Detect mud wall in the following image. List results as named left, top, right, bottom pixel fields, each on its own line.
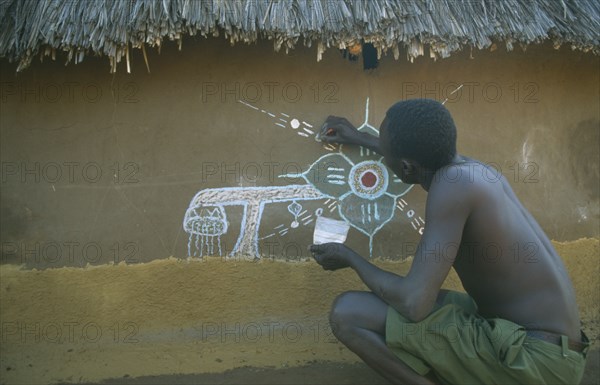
left=0, top=239, right=598, bottom=384
left=1, top=38, right=599, bottom=267
left=0, top=37, right=599, bottom=384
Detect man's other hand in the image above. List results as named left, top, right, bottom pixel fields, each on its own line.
left=309, top=243, right=355, bottom=271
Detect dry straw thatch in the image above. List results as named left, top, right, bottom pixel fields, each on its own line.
left=1, top=0, right=599, bottom=72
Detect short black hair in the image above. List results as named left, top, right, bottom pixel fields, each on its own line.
left=385, top=99, right=457, bottom=170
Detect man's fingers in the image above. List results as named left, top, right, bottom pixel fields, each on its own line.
left=310, top=245, right=333, bottom=268
left=319, top=125, right=339, bottom=138
left=309, top=243, right=327, bottom=254
left=320, top=133, right=340, bottom=143
left=312, top=253, right=329, bottom=269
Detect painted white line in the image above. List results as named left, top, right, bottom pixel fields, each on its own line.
left=275, top=123, right=286, bottom=128
left=238, top=100, right=259, bottom=110
left=327, top=175, right=344, bottom=179
left=450, top=84, right=464, bottom=95
left=302, top=121, right=313, bottom=127
left=303, top=127, right=314, bottom=134
left=327, top=180, right=345, bottom=185
left=297, top=132, right=310, bottom=137
left=281, top=113, right=290, bottom=117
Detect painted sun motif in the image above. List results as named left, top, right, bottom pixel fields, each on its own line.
left=281, top=99, right=414, bottom=254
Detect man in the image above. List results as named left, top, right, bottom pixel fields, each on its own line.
left=310, top=99, right=588, bottom=385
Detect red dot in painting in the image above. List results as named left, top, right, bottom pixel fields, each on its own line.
left=361, top=171, right=377, bottom=188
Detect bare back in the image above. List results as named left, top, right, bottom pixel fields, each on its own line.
left=446, top=158, right=581, bottom=341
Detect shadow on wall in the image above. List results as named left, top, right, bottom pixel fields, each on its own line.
left=568, top=119, right=600, bottom=202
left=0, top=204, right=28, bottom=239
left=0, top=200, right=29, bottom=263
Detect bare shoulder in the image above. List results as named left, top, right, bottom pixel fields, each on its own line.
left=427, top=159, right=514, bottom=223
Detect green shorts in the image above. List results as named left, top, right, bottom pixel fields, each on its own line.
left=386, top=291, right=588, bottom=385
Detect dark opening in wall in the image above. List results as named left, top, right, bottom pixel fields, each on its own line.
left=362, top=43, right=378, bottom=70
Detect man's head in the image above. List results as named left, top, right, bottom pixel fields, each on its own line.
left=379, top=99, right=457, bottom=183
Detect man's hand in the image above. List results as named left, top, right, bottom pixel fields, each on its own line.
left=309, top=243, right=357, bottom=271
left=318, top=116, right=363, bottom=145
left=318, top=116, right=381, bottom=154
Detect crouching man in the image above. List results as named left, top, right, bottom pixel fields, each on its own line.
left=310, top=99, right=588, bottom=385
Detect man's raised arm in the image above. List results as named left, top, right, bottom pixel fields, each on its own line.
left=319, top=116, right=381, bottom=154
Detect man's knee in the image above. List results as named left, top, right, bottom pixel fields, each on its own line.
left=329, top=291, right=361, bottom=336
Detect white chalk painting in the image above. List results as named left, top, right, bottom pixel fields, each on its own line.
left=183, top=99, right=424, bottom=258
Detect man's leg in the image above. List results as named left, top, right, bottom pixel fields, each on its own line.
left=329, top=291, right=439, bottom=385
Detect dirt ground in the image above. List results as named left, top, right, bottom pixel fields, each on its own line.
left=79, top=350, right=599, bottom=385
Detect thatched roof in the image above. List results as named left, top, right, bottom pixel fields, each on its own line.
left=1, top=0, right=599, bottom=72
